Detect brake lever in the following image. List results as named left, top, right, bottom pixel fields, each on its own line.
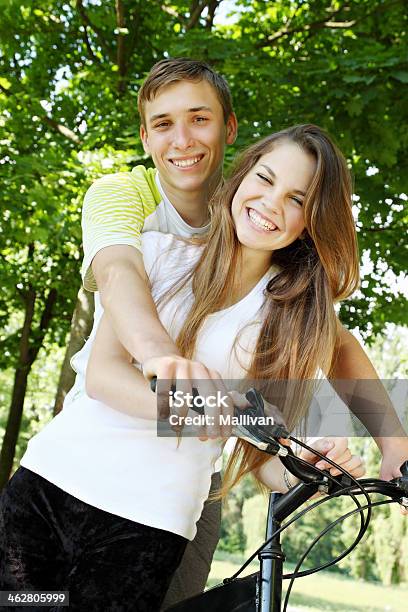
left=243, top=388, right=290, bottom=439
left=231, top=388, right=290, bottom=456
left=390, top=461, right=408, bottom=507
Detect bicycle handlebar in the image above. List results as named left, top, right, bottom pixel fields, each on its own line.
left=149, top=378, right=408, bottom=507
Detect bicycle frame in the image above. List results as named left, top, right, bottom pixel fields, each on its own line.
left=259, top=492, right=285, bottom=612
left=259, top=482, right=321, bottom=612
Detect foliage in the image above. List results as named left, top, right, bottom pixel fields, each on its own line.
left=242, top=493, right=268, bottom=556
left=219, top=465, right=259, bottom=553
left=1, top=0, right=407, bottom=356
left=0, top=343, right=65, bottom=467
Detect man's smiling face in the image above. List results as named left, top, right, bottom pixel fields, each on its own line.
left=140, top=80, right=237, bottom=199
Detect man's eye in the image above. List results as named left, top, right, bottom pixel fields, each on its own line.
left=154, top=122, right=170, bottom=129
left=256, top=173, right=273, bottom=185
left=194, top=116, right=208, bottom=122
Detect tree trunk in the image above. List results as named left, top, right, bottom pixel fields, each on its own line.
left=53, top=287, right=94, bottom=415
left=0, top=284, right=57, bottom=490
left=0, top=365, right=31, bottom=489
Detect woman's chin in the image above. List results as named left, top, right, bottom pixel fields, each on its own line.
left=237, top=237, right=273, bottom=256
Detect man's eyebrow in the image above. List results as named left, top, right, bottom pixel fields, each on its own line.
left=260, top=164, right=306, bottom=197
left=149, top=106, right=213, bottom=123
left=188, top=105, right=213, bottom=113
left=149, top=113, right=170, bottom=123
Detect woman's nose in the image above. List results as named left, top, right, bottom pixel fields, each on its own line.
left=263, top=191, right=284, bottom=215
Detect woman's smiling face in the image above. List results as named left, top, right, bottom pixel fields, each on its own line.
left=231, top=140, right=316, bottom=255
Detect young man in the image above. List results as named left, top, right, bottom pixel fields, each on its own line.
left=68, top=58, right=238, bottom=608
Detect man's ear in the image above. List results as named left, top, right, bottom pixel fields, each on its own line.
left=140, top=124, right=150, bottom=155
left=225, top=112, right=238, bottom=145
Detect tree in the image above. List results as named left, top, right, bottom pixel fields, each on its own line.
left=219, top=470, right=259, bottom=554
left=53, top=287, right=94, bottom=415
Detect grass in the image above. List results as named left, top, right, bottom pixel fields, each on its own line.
left=207, top=554, right=408, bottom=611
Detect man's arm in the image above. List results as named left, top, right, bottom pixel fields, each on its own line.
left=92, top=245, right=179, bottom=365
left=331, top=323, right=408, bottom=481
left=86, top=308, right=235, bottom=435
left=81, top=171, right=180, bottom=366
left=82, top=173, right=212, bottom=382
left=92, top=245, right=230, bottom=410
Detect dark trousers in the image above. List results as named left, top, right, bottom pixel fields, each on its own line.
left=0, top=467, right=187, bottom=611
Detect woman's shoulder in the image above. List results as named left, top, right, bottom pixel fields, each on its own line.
left=141, top=230, right=183, bottom=250
left=141, top=231, right=203, bottom=279
left=141, top=231, right=202, bottom=257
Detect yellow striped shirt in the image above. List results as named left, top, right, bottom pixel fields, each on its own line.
left=81, top=166, right=161, bottom=291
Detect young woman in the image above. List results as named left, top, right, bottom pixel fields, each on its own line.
left=1, top=124, right=400, bottom=611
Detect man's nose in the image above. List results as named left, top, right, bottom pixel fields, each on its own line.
left=172, top=123, right=193, bottom=149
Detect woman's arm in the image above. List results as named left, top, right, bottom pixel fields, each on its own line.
left=331, top=323, right=408, bottom=480
left=86, top=313, right=157, bottom=419
left=254, top=437, right=365, bottom=491
left=253, top=455, right=292, bottom=492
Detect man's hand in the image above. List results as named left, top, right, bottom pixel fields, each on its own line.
left=144, top=355, right=234, bottom=438
left=300, top=437, right=365, bottom=479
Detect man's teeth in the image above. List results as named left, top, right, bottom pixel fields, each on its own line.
left=248, top=208, right=277, bottom=231
left=171, top=156, right=201, bottom=168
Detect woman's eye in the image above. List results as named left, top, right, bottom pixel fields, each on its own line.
left=291, top=196, right=303, bottom=206
left=256, top=173, right=273, bottom=185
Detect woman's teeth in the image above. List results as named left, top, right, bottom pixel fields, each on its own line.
left=171, top=156, right=201, bottom=168
left=248, top=208, right=277, bottom=231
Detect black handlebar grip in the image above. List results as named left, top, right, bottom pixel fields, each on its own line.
left=150, top=376, right=157, bottom=393
left=399, top=461, right=408, bottom=478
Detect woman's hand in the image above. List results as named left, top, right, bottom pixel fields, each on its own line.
left=378, top=437, right=408, bottom=480
left=300, top=437, right=366, bottom=479
left=378, top=437, right=408, bottom=515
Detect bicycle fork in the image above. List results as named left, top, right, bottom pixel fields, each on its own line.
left=258, top=492, right=285, bottom=612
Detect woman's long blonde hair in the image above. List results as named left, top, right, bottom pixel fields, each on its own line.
left=161, top=125, right=359, bottom=496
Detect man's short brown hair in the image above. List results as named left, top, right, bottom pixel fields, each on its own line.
left=138, top=57, right=233, bottom=126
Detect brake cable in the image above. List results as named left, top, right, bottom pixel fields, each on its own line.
left=227, top=436, right=372, bottom=582
left=282, top=496, right=398, bottom=612
left=282, top=455, right=369, bottom=578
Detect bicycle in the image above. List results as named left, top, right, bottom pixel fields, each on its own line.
left=152, top=384, right=408, bottom=612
